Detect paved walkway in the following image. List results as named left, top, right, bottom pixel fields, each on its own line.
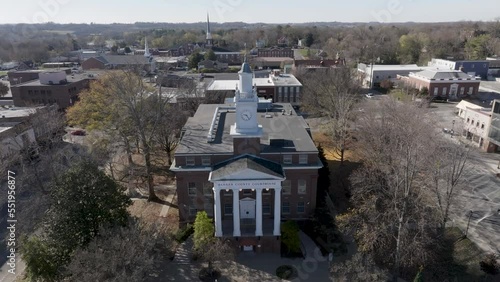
left=160, top=231, right=331, bottom=282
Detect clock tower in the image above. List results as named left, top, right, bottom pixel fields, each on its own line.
left=230, top=58, right=263, bottom=137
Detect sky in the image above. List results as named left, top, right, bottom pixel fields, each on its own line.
left=1, top=0, right=499, bottom=24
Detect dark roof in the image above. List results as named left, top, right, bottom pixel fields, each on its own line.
left=211, top=46, right=234, bottom=53
left=211, top=154, right=285, bottom=180
left=240, top=62, right=252, bottom=73
left=90, top=55, right=150, bottom=66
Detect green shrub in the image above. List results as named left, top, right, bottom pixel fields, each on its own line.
left=174, top=224, right=194, bottom=243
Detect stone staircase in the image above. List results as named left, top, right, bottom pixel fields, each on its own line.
left=173, top=236, right=194, bottom=265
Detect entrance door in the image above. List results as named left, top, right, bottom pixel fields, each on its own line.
left=240, top=198, right=256, bottom=219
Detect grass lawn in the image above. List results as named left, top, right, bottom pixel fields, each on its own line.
left=0, top=71, right=8, bottom=76
left=390, top=89, right=413, bottom=102
left=435, top=227, right=495, bottom=281
left=299, top=48, right=318, bottom=59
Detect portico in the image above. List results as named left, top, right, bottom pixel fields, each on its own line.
left=209, top=155, right=285, bottom=238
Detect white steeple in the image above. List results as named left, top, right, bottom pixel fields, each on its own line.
left=231, top=58, right=262, bottom=137
left=144, top=37, right=151, bottom=58
left=206, top=13, right=213, bottom=46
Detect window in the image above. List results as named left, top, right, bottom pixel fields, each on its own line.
left=40, top=90, right=46, bottom=94
left=28, top=90, right=33, bottom=94
left=468, top=87, right=473, bottom=94
left=34, top=90, right=39, bottom=94
left=243, top=189, right=252, bottom=196
left=189, top=205, right=197, bottom=216
left=283, top=155, right=292, bottom=164
left=481, top=123, right=485, bottom=129
left=433, top=87, right=439, bottom=96
left=297, top=202, right=305, bottom=213
left=188, top=182, right=197, bottom=196
left=203, top=183, right=212, bottom=196
left=476, top=122, right=480, bottom=127
left=442, top=87, right=447, bottom=95
left=47, top=90, right=52, bottom=95
left=471, top=119, right=474, bottom=125
left=201, top=156, right=211, bottom=166
left=278, top=87, right=282, bottom=94
left=296, top=86, right=300, bottom=94
left=282, top=180, right=291, bottom=194
left=299, top=154, right=308, bottom=164
left=460, top=87, right=465, bottom=95
left=263, top=203, right=271, bottom=215
left=467, top=118, right=470, bottom=123
left=224, top=203, right=233, bottom=215
left=298, top=179, right=307, bottom=194
left=186, top=156, right=195, bottom=166
left=282, top=202, right=290, bottom=214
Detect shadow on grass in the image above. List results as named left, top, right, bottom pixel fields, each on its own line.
left=424, top=227, right=493, bottom=282
left=326, top=160, right=362, bottom=213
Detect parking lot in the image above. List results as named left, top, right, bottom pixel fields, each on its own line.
left=428, top=101, right=500, bottom=254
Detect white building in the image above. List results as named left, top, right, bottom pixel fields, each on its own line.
left=357, top=63, right=426, bottom=88
left=456, top=100, right=492, bottom=149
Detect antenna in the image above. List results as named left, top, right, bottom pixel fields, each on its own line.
left=244, top=43, right=248, bottom=63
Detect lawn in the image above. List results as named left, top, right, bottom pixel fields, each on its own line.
left=299, top=48, right=318, bottom=59
left=430, top=227, right=496, bottom=281
left=0, top=71, right=8, bottom=76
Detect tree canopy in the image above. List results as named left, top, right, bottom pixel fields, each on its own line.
left=21, top=161, right=131, bottom=281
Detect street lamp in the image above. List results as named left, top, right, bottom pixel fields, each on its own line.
left=451, top=120, right=455, bottom=138
left=465, top=210, right=473, bottom=238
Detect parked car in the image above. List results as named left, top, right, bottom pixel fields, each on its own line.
left=70, top=130, right=86, bottom=136
left=365, top=93, right=374, bottom=98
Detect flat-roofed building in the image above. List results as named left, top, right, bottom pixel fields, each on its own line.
left=205, top=70, right=302, bottom=106
left=408, top=69, right=480, bottom=100
left=10, top=71, right=97, bottom=109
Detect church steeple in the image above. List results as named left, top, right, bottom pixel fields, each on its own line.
left=206, top=13, right=213, bottom=47
left=144, top=37, right=151, bottom=58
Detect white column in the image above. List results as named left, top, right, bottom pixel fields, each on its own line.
left=273, top=186, right=282, bottom=236
left=213, top=187, right=222, bottom=237
left=233, top=189, right=241, bottom=237
left=255, top=188, right=263, bottom=236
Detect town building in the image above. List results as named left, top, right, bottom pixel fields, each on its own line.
left=8, top=69, right=72, bottom=85
left=428, top=58, right=489, bottom=80
left=206, top=70, right=302, bottom=106
left=487, top=100, right=500, bottom=153
left=197, top=60, right=228, bottom=71
left=357, top=64, right=425, bottom=88
left=456, top=100, right=491, bottom=149
left=293, top=58, right=346, bottom=73
left=257, top=47, right=294, bottom=58
left=10, top=70, right=95, bottom=109
left=171, top=60, right=321, bottom=252
left=81, top=55, right=155, bottom=72
left=407, top=69, right=480, bottom=99
left=213, top=51, right=242, bottom=65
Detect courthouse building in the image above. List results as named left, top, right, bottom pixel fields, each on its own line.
left=171, top=59, right=321, bottom=252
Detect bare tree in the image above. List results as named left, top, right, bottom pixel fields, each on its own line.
left=153, top=103, right=187, bottom=166
left=301, top=68, right=361, bottom=165
left=64, top=218, right=174, bottom=282
left=427, top=141, right=470, bottom=230
left=337, top=100, right=440, bottom=279
left=331, top=253, right=391, bottom=282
